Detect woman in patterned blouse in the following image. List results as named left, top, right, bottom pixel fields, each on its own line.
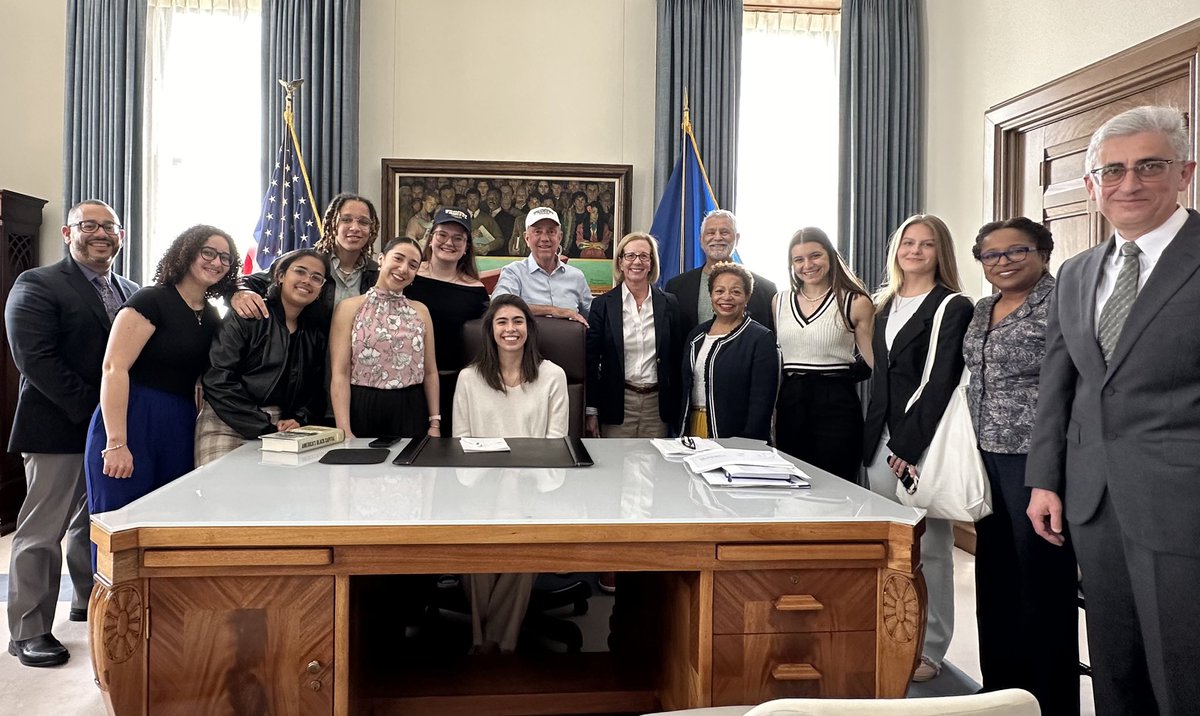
left=963, top=217, right=1078, bottom=714
left=330, top=236, right=441, bottom=439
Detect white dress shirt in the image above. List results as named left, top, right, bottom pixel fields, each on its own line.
left=1094, top=205, right=1188, bottom=333
left=621, top=283, right=658, bottom=385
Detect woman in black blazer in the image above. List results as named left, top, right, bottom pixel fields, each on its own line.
left=862, top=214, right=973, bottom=683
left=585, top=232, right=684, bottom=437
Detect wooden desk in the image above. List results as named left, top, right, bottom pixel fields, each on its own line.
left=89, top=439, right=926, bottom=715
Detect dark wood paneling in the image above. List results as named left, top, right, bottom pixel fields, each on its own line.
left=0, top=190, right=45, bottom=534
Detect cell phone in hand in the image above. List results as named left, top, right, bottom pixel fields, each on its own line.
left=368, top=436, right=402, bottom=448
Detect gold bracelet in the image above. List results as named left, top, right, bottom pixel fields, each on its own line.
left=101, top=444, right=127, bottom=456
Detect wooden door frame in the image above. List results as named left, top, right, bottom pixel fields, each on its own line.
left=984, top=20, right=1200, bottom=227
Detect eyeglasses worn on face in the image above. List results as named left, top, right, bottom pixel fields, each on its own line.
left=432, top=230, right=467, bottom=244
left=72, top=220, right=122, bottom=235
left=337, top=216, right=373, bottom=228
left=978, top=245, right=1035, bottom=266
left=621, top=252, right=652, bottom=264
left=199, top=246, right=233, bottom=266
left=289, top=265, right=326, bottom=286
left=1087, top=159, right=1175, bottom=186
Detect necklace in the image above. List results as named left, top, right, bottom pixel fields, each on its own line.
left=426, top=265, right=459, bottom=283
left=798, top=286, right=831, bottom=302
left=192, top=308, right=203, bottom=325
left=891, top=293, right=922, bottom=313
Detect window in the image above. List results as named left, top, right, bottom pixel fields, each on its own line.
left=735, top=10, right=840, bottom=289
left=143, top=2, right=262, bottom=278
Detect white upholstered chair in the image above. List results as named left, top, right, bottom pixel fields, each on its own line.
left=643, top=689, right=1040, bottom=716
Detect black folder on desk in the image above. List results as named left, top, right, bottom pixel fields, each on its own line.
left=392, top=436, right=594, bottom=468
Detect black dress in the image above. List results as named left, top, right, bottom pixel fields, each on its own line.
left=405, top=275, right=489, bottom=435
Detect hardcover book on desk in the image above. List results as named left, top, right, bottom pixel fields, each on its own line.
left=260, top=426, right=345, bottom=453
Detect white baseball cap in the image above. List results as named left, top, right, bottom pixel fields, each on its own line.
left=525, top=206, right=561, bottom=229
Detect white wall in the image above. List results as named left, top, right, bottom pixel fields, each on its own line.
left=0, top=0, right=67, bottom=265
left=924, top=0, right=1200, bottom=295
left=358, top=0, right=658, bottom=232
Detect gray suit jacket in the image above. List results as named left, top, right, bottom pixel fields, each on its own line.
left=1026, top=209, right=1200, bottom=556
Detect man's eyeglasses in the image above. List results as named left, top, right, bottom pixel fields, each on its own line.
left=432, top=230, right=467, bottom=244
left=621, top=252, right=652, bottom=264
left=288, top=264, right=326, bottom=286
left=1087, top=159, right=1175, bottom=186
left=978, top=246, right=1036, bottom=266
left=71, top=220, right=122, bottom=235
left=198, top=246, right=233, bottom=266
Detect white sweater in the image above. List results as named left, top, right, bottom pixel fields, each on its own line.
left=452, top=361, right=569, bottom=439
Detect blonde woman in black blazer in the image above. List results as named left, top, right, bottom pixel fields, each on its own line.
left=862, top=214, right=973, bottom=683
left=585, top=232, right=684, bottom=437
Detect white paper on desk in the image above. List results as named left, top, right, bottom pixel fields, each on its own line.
left=682, top=448, right=794, bottom=474
left=651, top=437, right=722, bottom=459
left=699, top=470, right=807, bottom=489
left=459, top=437, right=510, bottom=453
left=722, top=463, right=810, bottom=481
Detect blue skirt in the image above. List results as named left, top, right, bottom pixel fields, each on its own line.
left=85, top=382, right=197, bottom=517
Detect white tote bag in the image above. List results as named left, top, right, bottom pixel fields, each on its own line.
left=896, top=294, right=992, bottom=522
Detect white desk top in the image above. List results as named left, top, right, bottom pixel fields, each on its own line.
left=92, top=438, right=922, bottom=532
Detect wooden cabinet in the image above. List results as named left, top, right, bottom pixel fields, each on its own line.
left=0, top=190, right=45, bottom=534
left=711, top=569, right=878, bottom=705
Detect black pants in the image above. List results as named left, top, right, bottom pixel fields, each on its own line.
left=975, top=451, right=1079, bottom=714
left=774, top=373, right=862, bottom=481
left=350, top=383, right=428, bottom=438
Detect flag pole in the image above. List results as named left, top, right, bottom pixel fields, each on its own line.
left=679, top=90, right=690, bottom=272
left=278, top=79, right=323, bottom=235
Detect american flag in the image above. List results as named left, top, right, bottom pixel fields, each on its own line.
left=249, top=123, right=321, bottom=271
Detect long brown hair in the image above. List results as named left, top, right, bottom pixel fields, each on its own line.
left=314, top=193, right=380, bottom=270
left=470, top=294, right=543, bottom=393
left=787, top=227, right=869, bottom=329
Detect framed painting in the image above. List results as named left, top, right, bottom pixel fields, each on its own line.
left=381, top=159, right=633, bottom=293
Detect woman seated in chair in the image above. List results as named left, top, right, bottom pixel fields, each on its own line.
left=453, top=294, right=568, bottom=653
left=196, top=249, right=330, bottom=465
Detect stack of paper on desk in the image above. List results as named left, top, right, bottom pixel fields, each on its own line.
left=681, top=448, right=811, bottom=489
left=459, top=437, right=511, bottom=453
left=651, top=437, right=722, bottom=459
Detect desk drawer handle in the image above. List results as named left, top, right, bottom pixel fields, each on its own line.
left=773, top=595, right=823, bottom=611
left=772, top=663, right=822, bottom=681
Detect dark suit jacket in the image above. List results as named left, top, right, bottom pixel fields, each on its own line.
left=665, top=267, right=777, bottom=335
left=1027, top=209, right=1200, bottom=556
left=679, top=316, right=780, bottom=440
left=585, top=285, right=684, bottom=427
left=5, top=256, right=138, bottom=453
left=862, top=285, right=973, bottom=465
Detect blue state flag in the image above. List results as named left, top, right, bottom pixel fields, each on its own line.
left=250, top=99, right=321, bottom=271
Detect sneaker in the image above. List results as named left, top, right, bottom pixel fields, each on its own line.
left=912, top=657, right=941, bottom=682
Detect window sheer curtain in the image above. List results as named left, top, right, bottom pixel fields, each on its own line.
left=143, top=0, right=262, bottom=278
left=735, top=11, right=840, bottom=289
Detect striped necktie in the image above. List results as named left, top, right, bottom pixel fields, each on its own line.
left=1097, top=241, right=1141, bottom=362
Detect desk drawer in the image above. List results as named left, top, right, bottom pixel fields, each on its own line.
left=713, top=569, right=876, bottom=634
left=711, top=632, right=875, bottom=704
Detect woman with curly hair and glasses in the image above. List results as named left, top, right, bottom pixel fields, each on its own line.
left=85, top=225, right=239, bottom=520
left=230, top=192, right=381, bottom=323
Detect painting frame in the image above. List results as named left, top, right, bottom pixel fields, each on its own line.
left=381, top=159, right=633, bottom=293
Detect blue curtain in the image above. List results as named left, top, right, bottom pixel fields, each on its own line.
left=262, top=0, right=360, bottom=211
left=64, top=0, right=146, bottom=281
left=837, top=0, right=924, bottom=292
left=654, top=0, right=743, bottom=211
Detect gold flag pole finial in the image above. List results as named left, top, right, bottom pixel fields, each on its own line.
left=682, top=89, right=692, bottom=134
left=278, top=78, right=304, bottom=121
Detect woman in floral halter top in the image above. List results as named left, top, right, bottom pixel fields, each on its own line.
left=330, top=237, right=441, bottom=439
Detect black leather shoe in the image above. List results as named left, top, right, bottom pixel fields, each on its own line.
left=69, top=608, right=87, bottom=622
left=8, top=635, right=69, bottom=667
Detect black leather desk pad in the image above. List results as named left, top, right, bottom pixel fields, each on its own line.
left=392, top=436, right=593, bottom=468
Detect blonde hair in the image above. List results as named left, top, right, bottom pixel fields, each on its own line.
left=873, top=214, right=962, bottom=308
left=611, top=231, right=661, bottom=284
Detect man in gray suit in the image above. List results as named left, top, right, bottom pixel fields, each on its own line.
left=1026, top=106, right=1199, bottom=715
left=5, top=200, right=138, bottom=667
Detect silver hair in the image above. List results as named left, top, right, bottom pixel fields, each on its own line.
left=1085, top=106, right=1191, bottom=171
left=701, top=208, right=738, bottom=234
